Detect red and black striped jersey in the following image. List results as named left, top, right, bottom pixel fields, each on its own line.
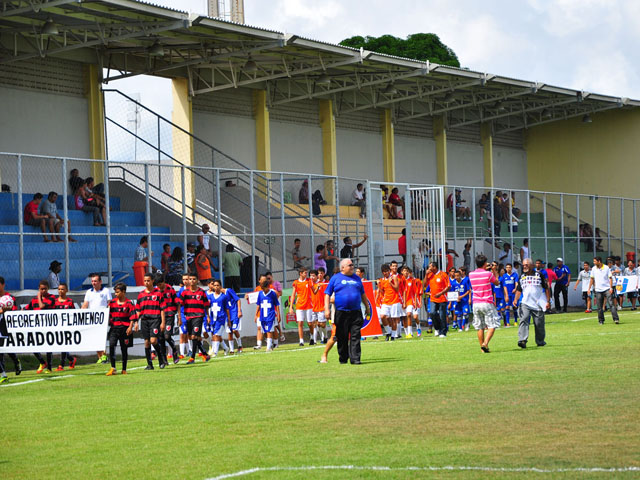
left=179, top=288, right=210, bottom=319
left=23, top=293, right=55, bottom=310
left=136, top=288, right=165, bottom=319
left=109, top=298, right=137, bottom=326
left=160, top=285, right=179, bottom=315
left=52, top=298, right=75, bottom=310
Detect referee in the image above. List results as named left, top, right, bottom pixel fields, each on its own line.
left=324, top=259, right=370, bottom=365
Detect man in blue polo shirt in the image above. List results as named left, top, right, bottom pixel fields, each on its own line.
left=553, top=258, right=571, bottom=313
left=324, top=259, right=370, bottom=365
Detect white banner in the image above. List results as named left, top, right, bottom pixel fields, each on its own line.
left=0, top=308, right=109, bottom=353
left=614, top=276, right=640, bottom=294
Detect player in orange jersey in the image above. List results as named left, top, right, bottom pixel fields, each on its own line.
left=291, top=267, right=314, bottom=346
left=310, top=267, right=330, bottom=344
left=390, top=260, right=406, bottom=338
left=376, top=263, right=403, bottom=340
left=402, top=265, right=422, bottom=338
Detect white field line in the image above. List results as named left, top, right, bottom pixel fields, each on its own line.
left=205, top=464, right=640, bottom=479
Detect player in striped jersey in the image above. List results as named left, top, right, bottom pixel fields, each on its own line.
left=52, top=283, right=77, bottom=371
left=177, top=273, right=190, bottom=358
left=156, top=274, right=180, bottom=363
left=0, top=276, right=21, bottom=383
left=135, top=273, right=167, bottom=370
left=24, top=279, right=55, bottom=373
left=181, top=273, right=211, bottom=364
left=106, top=283, right=137, bottom=375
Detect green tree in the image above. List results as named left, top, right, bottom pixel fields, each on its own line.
left=340, top=33, right=460, bottom=67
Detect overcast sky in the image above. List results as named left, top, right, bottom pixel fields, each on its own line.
left=113, top=0, right=640, bottom=116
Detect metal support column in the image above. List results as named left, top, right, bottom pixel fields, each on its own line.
left=144, top=163, right=152, bottom=274
left=365, top=181, right=375, bottom=275
left=334, top=176, right=341, bottom=247
left=17, top=155, right=24, bottom=290
left=490, top=189, right=495, bottom=261
left=509, top=189, right=514, bottom=263
left=560, top=193, right=565, bottom=262
left=61, top=157, right=70, bottom=288
left=607, top=198, right=611, bottom=257
left=543, top=193, right=548, bottom=264
left=249, top=172, right=256, bottom=290
left=405, top=185, right=412, bottom=268
left=215, top=169, right=223, bottom=285
left=308, top=174, right=315, bottom=263
left=103, top=158, right=112, bottom=287
left=592, top=196, right=596, bottom=259
left=526, top=192, right=531, bottom=260
left=279, top=173, right=287, bottom=289
left=471, top=188, right=477, bottom=259
left=452, top=187, right=457, bottom=248
left=620, top=199, right=624, bottom=258
left=634, top=200, right=638, bottom=260
left=181, top=166, right=188, bottom=273
left=267, top=178, right=273, bottom=272
left=576, top=195, right=581, bottom=269
left=438, top=186, right=446, bottom=270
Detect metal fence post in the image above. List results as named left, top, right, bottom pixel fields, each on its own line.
left=592, top=196, right=596, bottom=259
left=17, top=154, right=24, bottom=290
left=471, top=188, right=477, bottom=259
left=606, top=197, right=611, bottom=257
left=215, top=169, right=223, bottom=286
left=542, top=193, right=548, bottom=264
left=452, top=186, right=457, bottom=246
left=267, top=178, right=272, bottom=272
left=509, top=189, right=514, bottom=262
left=490, top=189, right=495, bottom=261
left=576, top=195, right=581, bottom=270
left=61, top=157, right=70, bottom=288
left=620, top=199, right=624, bottom=257
left=335, top=176, right=340, bottom=248
left=365, top=181, right=374, bottom=275
left=634, top=200, right=638, bottom=259
left=181, top=166, right=188, bottom=273
left=405, top=184, right=412, bottom=268
left=560, top=193, right=565, bottom=263
left=280, top=173, right=287, bottom=289
left=249, top=172, right=256, bottom=290
left=103, top=158, right=112, bottom=287
left=144, top=163, right=152, bottom=274
left=308, top=174, right=315, bottom=263
left=526, top=192, right=531, bottom=260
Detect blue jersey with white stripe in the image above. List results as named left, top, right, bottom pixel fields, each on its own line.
left=225, top=288, right=240, bottom=321
left=257, top=290, right=279, bottom=323
left=501, top=272, right=519, bottom=298
left=493, top=280, right=505, bottom=299
left=207, top=291, right=229, bottom=325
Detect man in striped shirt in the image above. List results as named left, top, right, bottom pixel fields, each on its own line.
left=468, top=254, right=501, bottom=353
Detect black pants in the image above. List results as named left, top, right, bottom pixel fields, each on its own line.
left=554, top=283, right=568, bottom=312
left=224, top=276, right=241, bottom=292
left=334, top=309, right=364, bottom=364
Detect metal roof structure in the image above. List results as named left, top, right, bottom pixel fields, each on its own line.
left=1, top=0, right=638, bottom=133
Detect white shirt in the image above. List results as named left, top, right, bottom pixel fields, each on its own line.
left=577, top=269, right=591, bottom=292
left=623, top=267, right=637, bottom=276
left=84, top=286, right=112, bottom=308
left=500, top=249, right=513, bottom=265
left=47, top=271, right=60, bottom=289
left=520, top=245, right=530, bottom=261
left=201, top=230, right=210, bottom=250
left=590, top=265, right=612, bottom=293
left=351, top=188, right=364, bottom=205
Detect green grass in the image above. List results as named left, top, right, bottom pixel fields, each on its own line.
left=2, top=310, right=640, bottom=480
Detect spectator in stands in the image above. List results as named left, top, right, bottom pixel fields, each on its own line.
left=265, top=271, right=283, bottom=296
left=40, top=191, right=76, bottom=242
left=47, top=260, right=62, bottom=289
left=85, top=176, right=105, bottom=197
left=74, top=180, right=105, bottom=226
left=511, top=192, right=521, bottom=218
left=351, top=183, right=366, bottom=218
left=198, top=224, right=212, bottom=256
left=222, top=243, right=243, bottom=291
left=298, top=180, right=309, bottom=204
left=186, top=242, right=196, bottom=274
left=381, top=185, right=396, bottom=218
left=195, top=244, right=214, bottom=285
left=325, top=240, right=339, bottom=278
left=553, top=258, right=571, bottom=313
left=69, top=169, right=83, bottom=194
left=444, top=242, right=459, bottom=271
left=340, top=235, right=367, bottom=259
left=292, top=238, right=307, bottom=269
left=463, top=239, right=472, bottom=271
left=161, top=243, right=171, bottom=272
left=388, top=188, right=404, bottom=219
left=314, top=244, right=328, bottom=271
left=478, top=193, right=489, bottom=221
left=166, top=247, right=184, bottom=285
left=398, top=228, right=407, bottom=263
left=595, top=227, right=604, bottom=252
left=499, top=243, right=513, bottom=265
left=23, top=193, right=57, bottom=243
left=520, top=239, right=530, bottom=267
left=491, top=192, right=503, bottom=237
left=134, top=235, right=157, bottom=273
left=454, top=189, right=471, bottom=220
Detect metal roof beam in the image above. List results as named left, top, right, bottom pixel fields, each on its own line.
left=0, top=0, right=76, bottom=17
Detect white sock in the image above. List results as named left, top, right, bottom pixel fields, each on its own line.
left=228, top=339, right=234, bottom=352
left=299, top=337, right=304, bottom=343
left=212, top=341, right=220, bottom=355
left=407, top=325, right=413, bottom=335
left=266, top=338, right=273, bottom=349
left=236, top=337, right=242, bottom=348
left=180, top=343, right=187, bottom=356
left=256, top=340, right=262, bottom=347
left=384, top=325, right=392, bottom=334
left=273, top=337, right=278, bottom=347
left=312, top=329, right=317, bottom=343
left=221, top=340, right=229, bottom=352
left=394, top=326, right=400, bottom=337
left=320, top=329, right=325, bottom=341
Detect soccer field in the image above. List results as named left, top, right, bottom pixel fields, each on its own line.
left=2, top=311, right=639, bottom=480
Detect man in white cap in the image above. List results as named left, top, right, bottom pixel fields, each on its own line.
left=552, top=258, right=571, bottom=313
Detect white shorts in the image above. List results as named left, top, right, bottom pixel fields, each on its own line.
left=312, top=311, right=325, bottom=323
left=381, top=303, right=404, bottom=318
left=295, top=309, right=312, bottom=323
left=225, top=319, right=241, bottom=334
left=472, top=303, right=501, bottom=330
left=405, top=305, right=414, bottom=314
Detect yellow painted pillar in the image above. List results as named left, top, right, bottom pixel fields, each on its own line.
left=253, top=90, right=271, bottom=172
left=319, top=99, right=337, bottom=205
left=85, top=64, right=105, bottom=182
left=171, top=78, right=195, bottom=217
left=481, top=122, right=494, bottom=187
left=434, top=116, right=448, bottom=185
left=381, top=109, right=395, bottom=183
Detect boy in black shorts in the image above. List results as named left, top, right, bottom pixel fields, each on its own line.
left=156, top=274, right=180, bottom=364
left=180, top=273, right=211, bottom=364
left=135, top=273, right=166, bottom=370
left=107, top=283, right=137, bottom=375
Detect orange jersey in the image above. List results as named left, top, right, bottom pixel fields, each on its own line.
left=311, top=281, right=328, bottom=312
left=395, top=274, right=406, bottom=297
left=375, top=278, right=384, bottom=307
left=292, top=278, right=313, bottom=309
left=425, top=271, right=450, bottom=303
left=404, top=278, right=423, bottom=307
left=378, top=277, right=401, bottom=305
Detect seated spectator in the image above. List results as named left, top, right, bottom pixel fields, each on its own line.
left=398, top=228, right=406, bottom=263
left=511, top=191, right=521, bottom=218
left=298, top=180, right=309, bottom=204
left=85, top=176, right=105, bottom=197
left=134, top=235, right=157, bottom=272
left=454, top=189, right=471, bottom=221
left=48, top=260, right=62, bottom=289
left=166, top=247, right=184, bottom=285
left=580, top=223, right=594, bottom=251
left=161, top=243, right=171, bottom=272
left=69, top=169, right=83, bottom=194
left=595, top=227, right=604, bottom=252
left=388, top=187, right=404, bottom=219
left=478, top=193, right=489, bottom=221
left=186, top=242, right=196, bottom=274
left=73, top=180, right=105, bottom=226
left=351, top=183, right=366, bottom=218
left=40, top=191, right=76, bottom=243
left=24, top=193, right=58, bottom=243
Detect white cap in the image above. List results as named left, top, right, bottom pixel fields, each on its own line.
left=556, top=257, right=563, bottom=262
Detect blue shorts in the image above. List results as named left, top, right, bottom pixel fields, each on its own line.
left=211, top=320, right=225, bottom=336
left=203, top=321, right=212, bottom=333
left=260, top=320, right=275, bottom=333
left=454, top=303, right=470, bottom=317
left=230, top=319, right=240, bottom=331
left=495, top=298, right=506, bottom=311
left=179, top=312, right=188, bottom=334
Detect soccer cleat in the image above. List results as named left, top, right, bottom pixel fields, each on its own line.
left=208, top=347, right=214, bottom=356
left=237, top=347, right=243, bottom=354
left=585, top=309, right=592, bottom=313
left=100, top=354, right=108, bottom=364
left=405, top=334, right=413, bottom=339
left=0, top=376, right=8, bottom=384
left=253, top=345, right=262, bottom=350
left=159, top=363, right=166, bottom=369
left=44, top=367, right=52, bottom=374
left=121, top=370, right=127, bottom=375
left=178, top=355, right=185, bottom=359
left=390, top=336, right=395, bottom=341
left=68, top=356, right=77, bottom=369
left=36, top=363, right=47, bottom=374
left=309, top=339, right=315, bottom=346
left=167, top=353, right=173, bottom=359
left=144, top=365, right=154, bottom=371
left=203, top=354, right=211, bottom=362
left=55, top=365, right=64, bottom=372
left=299, top=341, right=304, bottom=347
left=186, top=358, right=195, bottom=364
left=280, top=334, right=286, bottom=342
left=385, top=334, right=390, bottom=341
left=228, top=351, right=234, bottom=356
left=517, top=340, right=527, bottom=349
left=15, top=360, right=22, bottom=376
left=106, top=367, right=116, bottom=376
left=266, top=348, right=273, bottom=352
left=96, top=356, right=103, bottom=364
left=173, top=355, right=180, bottom=365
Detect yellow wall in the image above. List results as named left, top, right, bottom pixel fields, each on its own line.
left=481, top=122, right=493, bottom=187
left=433, top=116, right=447, bottom=185
left=526, top=108, right=640, bottom=199
left=85, top=64, right=105, bottom=182
left=171, top=78, right=195, bottom=216
left=319, top=99, right=337, bottom=204
left=381, top=109, right=395, bottom=183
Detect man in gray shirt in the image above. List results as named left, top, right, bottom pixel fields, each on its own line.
left=39, top=191, right=76, bottom=242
